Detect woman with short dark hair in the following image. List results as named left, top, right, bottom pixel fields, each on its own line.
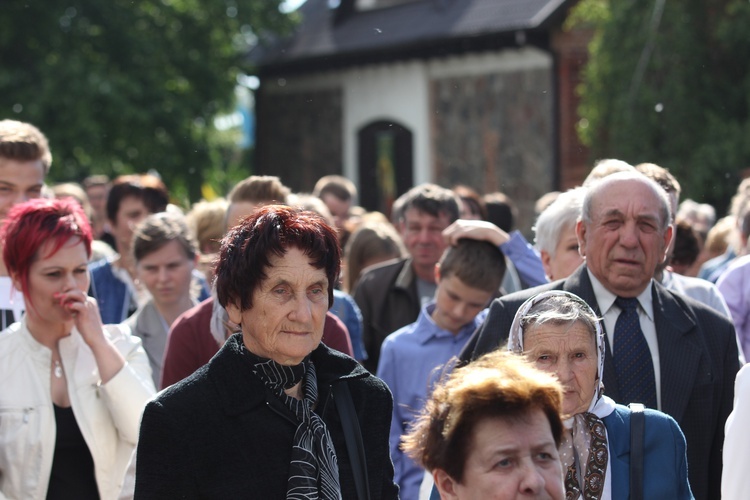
left=135, top=204, right=398, bottom=499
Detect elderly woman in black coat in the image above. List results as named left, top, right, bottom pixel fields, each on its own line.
left=135, top=205, right=398, bottom=499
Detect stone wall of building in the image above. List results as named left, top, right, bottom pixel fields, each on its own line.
left=255, top=87, right=343, bottom=192
left=430, top=67, right=554, bottom=237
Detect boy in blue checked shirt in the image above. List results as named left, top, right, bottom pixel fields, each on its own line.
left=377, top=238, right=506, bottom=500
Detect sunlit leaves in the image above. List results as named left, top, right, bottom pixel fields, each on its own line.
left=0, top=0, right=294, bottom=202
left=571, top=0, right=749, bottom=211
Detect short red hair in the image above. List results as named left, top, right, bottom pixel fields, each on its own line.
left=1, top=198, right=92, bottom=305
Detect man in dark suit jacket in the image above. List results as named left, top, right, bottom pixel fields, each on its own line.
left=462, top=171, right=741, bottom=500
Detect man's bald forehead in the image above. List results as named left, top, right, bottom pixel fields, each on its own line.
left=583, top=172, right=672, bottom=228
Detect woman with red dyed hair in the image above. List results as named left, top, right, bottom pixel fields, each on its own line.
left=0, top=198, right=155, bottom=499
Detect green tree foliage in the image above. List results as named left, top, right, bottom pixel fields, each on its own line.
left=0, top=0, right=293, bottom=203
left=570, top=0, right=750, bottom=212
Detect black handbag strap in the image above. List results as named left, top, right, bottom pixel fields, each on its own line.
left=333, top=382, right=371, bottom=500
left=629, top=402, right=645, bottom=500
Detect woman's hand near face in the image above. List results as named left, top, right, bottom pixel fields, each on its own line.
left=55, top=290, right=126, bottom=384
left=57, top=290, right=105, bottom=344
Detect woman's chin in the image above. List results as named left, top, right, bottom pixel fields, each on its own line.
left=275, top=344, right=321, bottom=365
left=58, top=309, right=77, bottom=322
left=29, top=306, right=72, bottom=324
left=562, top=400, right=587, bottom=418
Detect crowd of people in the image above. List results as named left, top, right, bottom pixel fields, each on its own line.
left=1, top=117, right=750, bottom=499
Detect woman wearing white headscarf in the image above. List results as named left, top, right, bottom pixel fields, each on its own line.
left=508, top=290, right=692, bottom=499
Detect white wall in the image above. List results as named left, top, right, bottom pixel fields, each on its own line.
left=260, top=46, right=551, bottom=189
left=341, top=62, right=429, bottom=186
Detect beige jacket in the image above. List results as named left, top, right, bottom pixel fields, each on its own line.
left=0, top=319, right=155, bottom=499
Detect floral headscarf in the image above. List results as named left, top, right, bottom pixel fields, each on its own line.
left=508, top=290, right=615, bottom=500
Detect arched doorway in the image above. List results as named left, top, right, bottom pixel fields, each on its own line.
left=357, top=120, right=413, bottom=218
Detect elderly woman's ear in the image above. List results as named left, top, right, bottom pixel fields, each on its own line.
left=225, top=301, right=242, bottom=326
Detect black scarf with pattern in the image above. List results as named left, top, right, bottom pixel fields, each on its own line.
left=243, top=347, right=342, bottom=500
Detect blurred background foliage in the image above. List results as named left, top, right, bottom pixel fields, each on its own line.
left=0, top=0, right=294, bottom=205
left=5, top=0, right=750, bottom=211
left=570, top=0, right=750, bottom=212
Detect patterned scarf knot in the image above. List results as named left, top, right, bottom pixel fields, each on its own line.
left=244, top=347, right=342, bottom=500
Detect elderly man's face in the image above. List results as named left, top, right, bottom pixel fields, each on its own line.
left=576, top=178, right=672, bottom=298
left=400, top=207, right=452, bottom=276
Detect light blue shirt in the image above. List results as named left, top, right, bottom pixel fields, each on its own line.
left=377, top=303, right=487, bottom=500
left=500, top=230, right=547, bottom=288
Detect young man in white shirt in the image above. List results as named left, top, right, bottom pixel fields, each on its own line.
left=0, top=120, right=50, bottom=330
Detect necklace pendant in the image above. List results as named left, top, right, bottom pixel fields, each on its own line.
left=53, top=361, right=63, bottom=379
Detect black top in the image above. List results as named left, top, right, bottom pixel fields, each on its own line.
left=47, top=405, right=99, bottom=500
left=135, top=334, right=399, bottom=499
left=0, top=309, right=16, bottom=332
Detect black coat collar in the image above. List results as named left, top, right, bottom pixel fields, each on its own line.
left=206, top=334, right=369, bottom=417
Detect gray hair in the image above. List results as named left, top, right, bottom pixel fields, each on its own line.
left=519, top=294, right=599, bottom=338
left=581, top=171, right=672, bottom=231
left=395, top=183, right=461, bottom=224
left=533, top=187, right=586, bottom=256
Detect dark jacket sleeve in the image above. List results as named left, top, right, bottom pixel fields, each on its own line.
left=338, top=376, right=399, bottom=499
left=353, top=271, right=379, bottom=371
left=135, top=399, right=196, bottom=499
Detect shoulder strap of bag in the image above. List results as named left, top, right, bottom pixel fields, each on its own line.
left=629, top=402, right=645, bottom=500
left=333, top=382, right=371, bottom=500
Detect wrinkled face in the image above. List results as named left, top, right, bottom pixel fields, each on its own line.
left=111, top=196, right=151, bottom=252
left=400, top=207, right=452, bottom=275
left=577, top=178, right=672, bottom=297
left=19, top=238, right=89, bottom=325
left=226, top=247, right=329, bottom=365
left=523, top=321, right=598, bottom=417
left=541, top=224, right=583, bottom=281
left=432, top=271, right=492, bottom=334
left=136, top=240, right=196, bottom=308
left=436, top=410, right=564, bottom=500
left=0, top=159, right=45, bottom=220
